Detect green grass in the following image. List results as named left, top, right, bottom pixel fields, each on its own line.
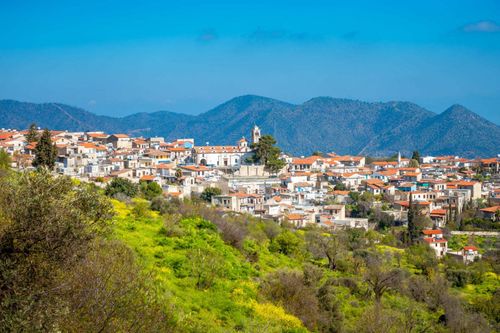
left=110, top=200, right=307, bottom=332
left=109, top=199, right=498, bottom=332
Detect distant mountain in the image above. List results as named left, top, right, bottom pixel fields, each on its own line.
left=359, top=104, right=500, bottom=157
left=1, top=96, right=499, bottom=157
left=0, top=100, right=194, bottom=136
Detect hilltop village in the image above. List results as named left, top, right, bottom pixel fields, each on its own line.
left=1, top=125, right=499, bottom=260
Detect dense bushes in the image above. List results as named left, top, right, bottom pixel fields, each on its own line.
left=0, top=171, right=175, bottom=332
left=105, top=177, right=138, bottom=198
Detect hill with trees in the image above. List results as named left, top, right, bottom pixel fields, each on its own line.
left=0, top=168, right=498, bottom=332
left=1, top=96, right=499, bottom=157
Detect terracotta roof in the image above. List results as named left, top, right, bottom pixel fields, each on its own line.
left=424, top=237, right=447, bottom=244
left=456, top=181, right=478, bottom=186
left=87, top=133, right=108, bottom=138
left=430, top=209, right=447, bottom=216
left=112, top=134, right=129, bottom=138
left=229, top=192, right=261, bottom=198
left=480, top=206, right=500, bottom=213
left=377, top=169, right=398, bottom=176
left=331, top=190, right=349, bottom=195
left=292, top=156, right=321, bottom=165
left=140, top=175, right=156, bottom=181
left=156, top=163, right=175, bottom=169
left=480, top=158, right=498, bottom=164
left=287, top=213, right=305, bottom=220
left=404, top=172, right=421, bottom=177
left=463, top=246, right=478, bottom=251
left=181, top=165, right=209, bottom=172
left=422, top=229, right=443, bottom=235
left=146, top=149, right=168, bottom=157
left=371, top=161, right=397, bottom=166
left=365, top=178, right=384, bottom=185
left=399, top=167, right=419, bottom=171
left=0, top=133, right=14, bottom=140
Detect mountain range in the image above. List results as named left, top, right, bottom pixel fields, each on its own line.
left=0, top=96, right=499, bottom=157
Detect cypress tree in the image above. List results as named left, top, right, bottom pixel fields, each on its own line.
left=411, top=150, right=420, bottom=162
left=25, top=123, right=39, bottom=143
left=32, top=129, right=57, bottom=170
left=407, top=194, right=416, bottom=245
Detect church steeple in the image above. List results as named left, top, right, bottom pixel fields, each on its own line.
left=252, top=125, right=261, bottom=144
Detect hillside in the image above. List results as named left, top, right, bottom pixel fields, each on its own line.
left=1, top=171, right=498, bottom=332
left=1, top=96, right=499, bottom=157
left=0, top=100, right=194, bottom=135
left=359, top=104, right=500, bottom=157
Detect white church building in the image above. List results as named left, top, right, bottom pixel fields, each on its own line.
left=192, top=126, right=261, bottom=168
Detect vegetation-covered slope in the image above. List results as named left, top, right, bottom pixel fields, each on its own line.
left=1, top=96, right=499, bottom=157
left=0, top=170, right=499, bottom=332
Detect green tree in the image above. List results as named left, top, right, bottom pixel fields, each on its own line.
left=139, top=180, right=163, bottom=200
left=25, top=123, right=39, bottom=142
left=0, top=149, right=11, bottom=171
left=407, top=197, right=431, bottom=244
left=306, top=228, right=345, bottom=270
left=411, top=150, right=420, bottom=162
left=334, top=182, right=346, bottom=191
left=105, top=177, right=139, bottom=198
left=200, top=187, right=222, bottom=202
left=0, top=170, right=113, bottom=330
left=251, top=134, right=285, bottom=173
left=405, top=244, right=438, bottom=276
left=364, top=255, right=404, bottom=303
left=188, top=246, right=225, bottom=289
left=408, top=159, right=420, bottom=168
left=311, top=151, right=323, bottom=156
left=269, top=230, right=302, bottom=256
left=175, top=168, right=183, bottom=184
left=32, top=128, right=57, bottom=170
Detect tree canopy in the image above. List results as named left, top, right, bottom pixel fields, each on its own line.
left=411, top=150, right=421, bottom=162
left=251, top=134, right=285, bottom=173
left=200, top=187, right=222, bottom=202
left=25, top=123, right=39, bottom=143
left=105, top=177, right=139, bottom=198
left=32, top=128, right=57, bottom=170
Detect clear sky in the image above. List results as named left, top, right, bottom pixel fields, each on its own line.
left=1, top=0, right=499, bottom=123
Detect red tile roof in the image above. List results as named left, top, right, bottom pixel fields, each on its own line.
left=480, top=206, right=500, bottom=213
left=422, top=229, right=443, bottom=235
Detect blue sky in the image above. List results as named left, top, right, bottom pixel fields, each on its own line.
left=1, top=0, right=500, bottom=123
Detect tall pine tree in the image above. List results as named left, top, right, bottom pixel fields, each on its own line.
left=250, top=135, right=285, bottom=173
left=411, top=150, right=420, bottom=162
left=32, top=129, right=57, bottom=170
left=25, top=123, right=39, bottom=143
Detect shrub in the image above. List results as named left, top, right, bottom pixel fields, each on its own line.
left=200, top=187, right=222, bottom=202
left=139, top=181, right=163, bottom=200
left=446, top=269, right=470, bottom=287
left=131, top=199, right=151, bottom=218
left=269, top=230, right=302, bottom=256
left=105, top=178, right=138, bottom=198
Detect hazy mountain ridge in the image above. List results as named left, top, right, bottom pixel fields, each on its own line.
left=1, top=96, right=499, bottom=157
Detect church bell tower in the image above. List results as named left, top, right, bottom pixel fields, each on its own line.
left=252, top=125, right=261, bottom=144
